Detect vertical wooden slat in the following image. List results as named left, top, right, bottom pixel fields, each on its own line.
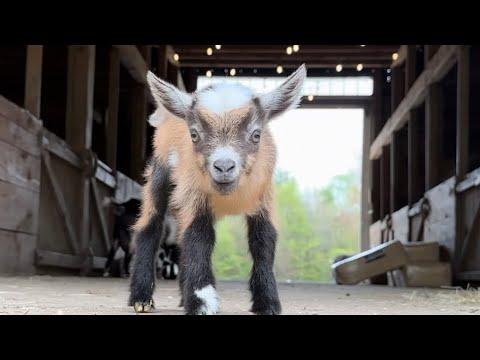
left=24, top=45, right=43, bottom=118
left=405, top=45, right=417, bottom=93
left=390, top=133, right=398, bottom=214
left=456, top=46, right=470, bottom=181
left=425, top=45, right=440, bottom=63
left=391, top=66, right=404, bottom=111
left=455, top=46, right=470, bottom=276
left=157, top=45, right=168, bottom=79
left=66, top=46, right=96, bottom=152
left=408, top=111, right=422, bottom=206
left=425, top=83, right=443, bottom=190
left=130, top=85, right=147, bottom=182
left=380, top=146, right=391, bottom=219
left=106, top=46, right=120, bottom=171
left=65, top=45, right=96, bottom=273
left=361, top=106, right=372, bottom=251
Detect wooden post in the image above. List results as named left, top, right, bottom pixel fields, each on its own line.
left=24, top=45, right=43, bottom=118
left=455, top=45, right=470, bottom=277
left=380, top=146, right=391, bottom=219
left=157, top=45, right=168, bottom=79
left=361, top=106, right=372, bottom=251
left=391, top=66, right=404, bottom=111
left=66, top=46, right=96, bottom=151
left=425, top=45, right=440, bottom=63
left=425, top=83, right=443, bottom=190
left=106, top=47, right=120, bottom=172
left=129, top=84, right=148, bottom=182
left=456, top=46, right=470, bottom=181
left=405, top=45, right=417, bottom=92
left=65, top=45, right=96, bottom=273
left=390, top=133, right=398, bottom=214
left=408, top=111, right=422, bottom=206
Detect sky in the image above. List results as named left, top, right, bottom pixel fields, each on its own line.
left=269, top=108, right=364, bottom=192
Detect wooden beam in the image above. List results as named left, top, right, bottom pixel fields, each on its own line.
left=455, top=45, right=470, bottom=276
left=66, top=45, right=96, bottom=152
left=114, top=45, right=148, bottom=85
left=157, top=45, right=168, bottom=79
left=178, top=61, right=392, bottom=69
left=380, top=146, right=391, bottom=218
left=425, top=83, right=443, bottom=190
left=24, top=45, right=43, bottom=118
left=408, top=111, right=422, bottom=206
left=370, top=45, right=459, bottom=160
left=425, top=45, right=440, bottom=63
left=405, top=45, right=417, bottom=92
left=391, top=65, right=405, bottom=111
left=361, top=106, right=373, bottom=251
left=456, top=46, right=470, bottom=181
left=106, top=47, right=120, bottom=171
left=130, top=83, right=148, bottom=182
left=65, top=45, right=96, bottom=273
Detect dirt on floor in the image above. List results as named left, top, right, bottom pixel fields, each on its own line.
left=0, top=275, right=479, bottom=315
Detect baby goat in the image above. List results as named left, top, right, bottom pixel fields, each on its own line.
left=129, top=64, right=307, bottom=315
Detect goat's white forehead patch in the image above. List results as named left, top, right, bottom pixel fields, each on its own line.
left=197, top=83, right=254, bottom=114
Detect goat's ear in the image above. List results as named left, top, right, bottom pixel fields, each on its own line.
left=258, top=64, right=306, bottom=121
left=147, top=71, right=193, bottom=119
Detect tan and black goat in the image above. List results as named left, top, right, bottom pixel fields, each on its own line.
left=129, top=64, right=307, bottom=315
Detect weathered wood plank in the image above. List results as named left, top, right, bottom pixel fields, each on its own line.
left=24, top=45, right=43, bottom=118
left=0, top=113, right=41, bottom=157
left=0, top=179, right=39, bottom=234
left=41, top=150, right=80, bottom=254
left=35, top=249, right=106, bottom=270
left=370, top=45, right=459, bottom=160
left=0, top=95, right=43, bottom=134
left=0, top=229, right=36, bottom=274
left=0, top=140, right=40, bottom=191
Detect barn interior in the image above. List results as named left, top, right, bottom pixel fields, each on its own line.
left=1, top=45, right=479, bottom=314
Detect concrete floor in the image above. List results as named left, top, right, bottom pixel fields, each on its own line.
left=0, top=276, right=479, bottom=315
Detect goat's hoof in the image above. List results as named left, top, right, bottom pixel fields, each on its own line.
left=133, top=299, right=155, bottom=313
left=250, top=302, right=281, bottom=315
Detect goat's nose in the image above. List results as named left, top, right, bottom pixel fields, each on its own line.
left=213, top=159, right=236, bottom=174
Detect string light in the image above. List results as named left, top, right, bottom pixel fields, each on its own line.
left=276, top=65, right=284, bottom=74
left=215, top=45, right=222, bottom=50
left=392, top=52, right=399, bottom=61
left=360, top=45, right=366, bottom=47
left=336, top=64, right=343, bottom=72
left=286, top=46, right=293, bottom=55
left=356, top=63, right=364, bottom=71
left=207, top=47, right=213, bottom=56
left=308, top=95, right=314, bottom=101
left=293, top=45, right=300, bottom=52
left=230, top=68, right=236, bottom=76
left=173, top=53, right=180, bottom=62
left=206, top=70, right=213, bottom=78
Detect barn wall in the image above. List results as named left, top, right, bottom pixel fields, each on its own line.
left=0, top=95, right=42, bottom=274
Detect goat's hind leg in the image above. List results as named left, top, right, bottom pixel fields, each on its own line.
left=129, top=161, right=171, bottom=313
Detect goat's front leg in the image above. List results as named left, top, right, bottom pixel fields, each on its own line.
left=129, top=161, right=170, bottom=313
left=247, top=210, right=282, bottom=315
left=181, top=208, right=219, bottom=315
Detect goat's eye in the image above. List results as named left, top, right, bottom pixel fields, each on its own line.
left=190, top=129, right=200, bottom=143
left=251, top=129, right=261, bottom=144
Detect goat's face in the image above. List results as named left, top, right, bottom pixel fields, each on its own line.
left=147, top=64, right=307, bottom=195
